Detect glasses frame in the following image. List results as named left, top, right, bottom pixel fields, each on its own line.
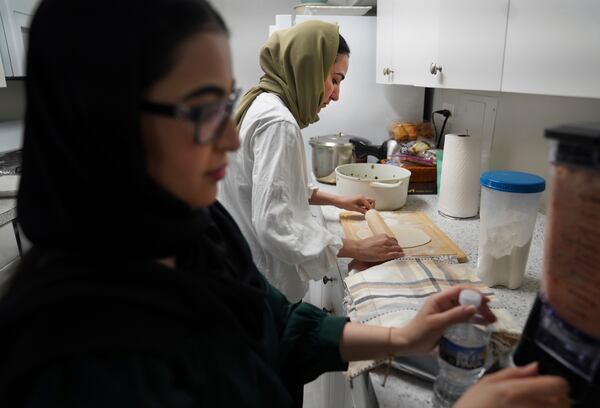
left=141, top=87, right=241, bottom=144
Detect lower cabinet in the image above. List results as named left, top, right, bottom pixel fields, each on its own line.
left=0, top=220, right=19, bottom=294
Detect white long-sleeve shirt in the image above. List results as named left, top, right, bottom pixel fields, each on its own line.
left=219, top=93, right=343, bottom=302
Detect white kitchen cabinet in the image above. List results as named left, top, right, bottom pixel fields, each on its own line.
left=390, top=0, right=440, bottom=88
left=380, top=0, right=509, bottom=91
left=375, top=0, right=394, bottom=84
left=435, top=0, right=509, bottom=91
left=502, top=0, right=600, bottom=99
left=0, top=0, right=40, bottom=77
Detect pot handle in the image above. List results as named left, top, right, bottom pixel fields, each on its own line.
left=369, top=180, right=404, bottom=189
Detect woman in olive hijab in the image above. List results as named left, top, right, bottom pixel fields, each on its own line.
left=220, top=21, right=403, bottom=302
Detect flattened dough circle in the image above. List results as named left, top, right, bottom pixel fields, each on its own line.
left=356, top=229, right=372, bottom=240
left=391, top=226, right=431, bottom=248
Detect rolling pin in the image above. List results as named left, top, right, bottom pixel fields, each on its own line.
left=365, top=209, right=395, bottom=238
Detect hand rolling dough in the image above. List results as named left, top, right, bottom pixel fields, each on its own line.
left=364, top=209, right=432, bottom=248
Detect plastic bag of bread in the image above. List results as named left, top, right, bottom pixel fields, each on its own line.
left=390, top=121, right=434, bottom=141
left=390, top=122, right=418, bottom=141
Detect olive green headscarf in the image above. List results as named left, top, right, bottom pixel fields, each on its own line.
left=235, top=20, right=340, bottom=129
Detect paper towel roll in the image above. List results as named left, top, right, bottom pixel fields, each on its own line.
left=438, top=134, right=481, bottom=218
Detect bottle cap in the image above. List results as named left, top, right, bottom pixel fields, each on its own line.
left=459, top=289, right=481, bottom=308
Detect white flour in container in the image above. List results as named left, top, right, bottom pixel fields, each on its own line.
left=477, top=223, right=533, bottom=289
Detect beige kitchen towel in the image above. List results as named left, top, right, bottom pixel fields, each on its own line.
left=344, top=258, right=520, bottom=379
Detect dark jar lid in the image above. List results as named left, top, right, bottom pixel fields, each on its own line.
left=545, top=123, right=600, bottom=169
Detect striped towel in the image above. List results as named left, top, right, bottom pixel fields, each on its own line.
left=344, top=258, right=520, bottom=379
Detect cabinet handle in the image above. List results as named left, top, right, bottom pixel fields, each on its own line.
left=383, top=67, right=394, bottom=76
left=430, top=63, right=442, bottom=75
left=322, top=307, right=333, bottom=314
left=322, top=276, right=338, bottom=284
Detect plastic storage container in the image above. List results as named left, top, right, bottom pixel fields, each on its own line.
left=477, top=171, right=545, bottom=289
left=433, top=289, right=490, bottom=407
left=513, top=123, right=600, bottom=407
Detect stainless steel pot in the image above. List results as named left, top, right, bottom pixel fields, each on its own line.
left=309, top=133, right=354, bottom=184
left=309, top=133, right=387, bottom=184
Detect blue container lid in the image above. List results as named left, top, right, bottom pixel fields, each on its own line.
left=480, top=170, right=545, bottom=193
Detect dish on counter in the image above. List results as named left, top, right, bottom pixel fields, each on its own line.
left=293, top=3, right=372, bottom=16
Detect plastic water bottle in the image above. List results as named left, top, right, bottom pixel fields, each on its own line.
left=432, top=289, right=491, bottom=407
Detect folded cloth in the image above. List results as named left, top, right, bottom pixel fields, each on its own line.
left=343, top=258, right=520, bottom=379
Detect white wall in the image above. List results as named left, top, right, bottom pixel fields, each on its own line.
left=432, top=88, right=600, bottom=210
left=295, top=15, right=424, bottom=145
left=214, top=3, right=426, bottom=171
left=210, top=0, right=298, bottom=92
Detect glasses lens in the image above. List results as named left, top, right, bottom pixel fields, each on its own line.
left=193, top=89, right=241, bottom=144
left=196, top=102, right=228, bottom=144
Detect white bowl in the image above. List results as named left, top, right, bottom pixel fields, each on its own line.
left=335, top=163, right=411, bottom=210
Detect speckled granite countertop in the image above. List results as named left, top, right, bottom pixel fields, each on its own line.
left=0, top=198, right=17, bottom=226
left=315, top=183, right=545, bottom=408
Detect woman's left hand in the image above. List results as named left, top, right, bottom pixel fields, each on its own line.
left=336, top=194, right=375, bottom=214
left=394, top=285, right=497, bottom=355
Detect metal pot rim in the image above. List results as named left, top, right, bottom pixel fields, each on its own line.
left=309, top=133, right=357, bottom=148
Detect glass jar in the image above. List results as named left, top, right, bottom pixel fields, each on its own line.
left=513, top=123, right=600, bottom=406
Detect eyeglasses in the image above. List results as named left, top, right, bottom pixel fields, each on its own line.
left=140, top=88, right=241, bottom=144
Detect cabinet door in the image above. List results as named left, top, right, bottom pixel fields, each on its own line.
left=436, top=0, right=509, bottom=91
left=1, top=0, right=39, bottom=77
left=0, top=222, right=19, bottom=270
left=502, top=0, right=600, bottom=98
left=391, top=0, right=441, bottom=88
left=0, top=46, right=5, bottom=87
left=376, top=0, right=394, bottom=84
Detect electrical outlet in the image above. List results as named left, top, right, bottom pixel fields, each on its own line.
left=442, top=103, right=455, bottom=120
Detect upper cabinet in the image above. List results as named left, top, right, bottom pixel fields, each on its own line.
left=0, top=0, right=40, bottom=77
left=0, top=43, right=5, bottom=87
left=435, top=0, right=509, bottom=91
left=502, top=0, right=600, bottom=99
left=377, top=0, right=509, bottom=91
left=390, top=0, right=441, bottom=88
left=377, top=0, right=600, bottom=99
left=375, top=0, right=394, bottom=84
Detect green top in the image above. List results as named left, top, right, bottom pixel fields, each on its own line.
left=235, top=20, right=340, bottom=129
left=22, top=274, right=348, bottom=407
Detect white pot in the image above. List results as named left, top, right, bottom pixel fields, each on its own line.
left=335, top=163, right=411, bottom=210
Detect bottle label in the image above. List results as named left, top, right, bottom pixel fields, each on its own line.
left=439, top=337, right=486, bottom=370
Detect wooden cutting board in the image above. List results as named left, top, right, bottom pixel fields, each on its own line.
left=339, top=210, right=468, bottom=263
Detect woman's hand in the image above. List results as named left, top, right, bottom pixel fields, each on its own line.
left=335, top=194, right=375, bottom=214
left=339, top=235, right=404, bottom=262
left=455, top=363, right=571, bottom=408
left=393, top=285, right=497, bottom=355
left=348, top=259, right=386, bottom=272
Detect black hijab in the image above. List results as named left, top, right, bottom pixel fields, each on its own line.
left=0, top=0, right=266, bottom=400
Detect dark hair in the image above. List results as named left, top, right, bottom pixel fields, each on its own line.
left=142, top=0, right=229, bottom=90
left=18, top=0, right=233, bottom=257
left=338, top=33, right=350, bottom=55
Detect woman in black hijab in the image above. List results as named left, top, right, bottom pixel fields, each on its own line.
left=0, top=1, right=568, bottom=407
